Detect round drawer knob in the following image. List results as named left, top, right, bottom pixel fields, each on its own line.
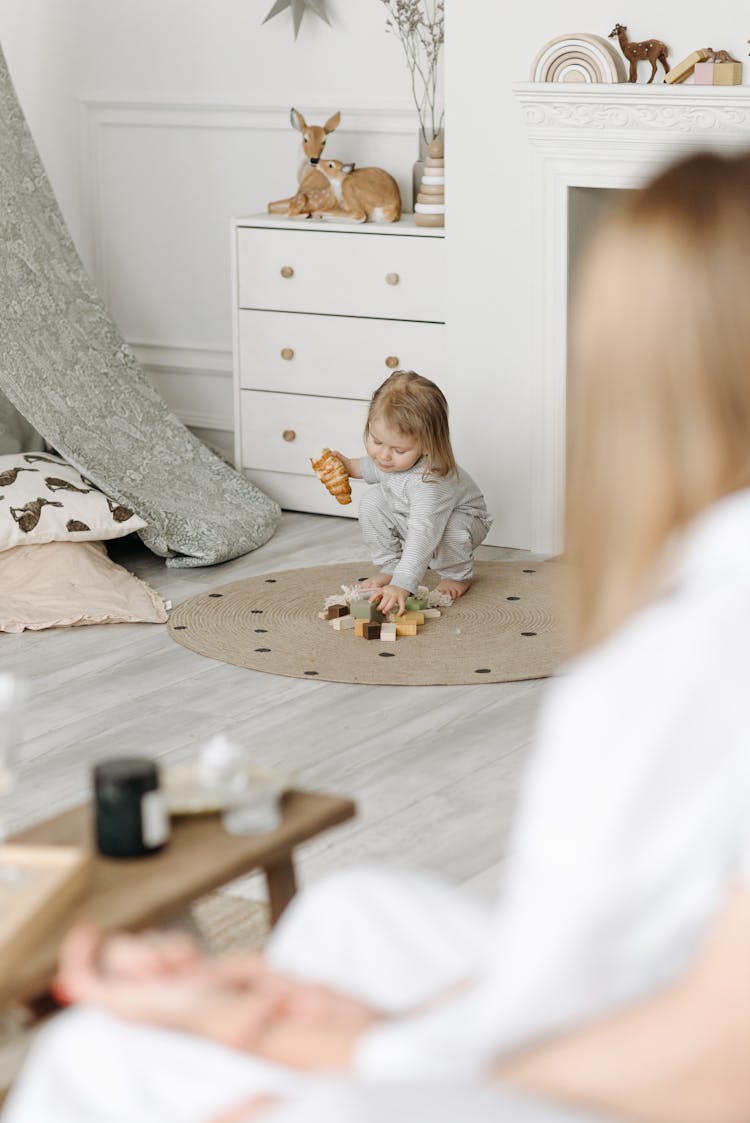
left=280, top=347, right=295, bottom=361
left=282, top=429, right=297, bottom=443
left=385, top=355, right=400, bottom=369
left=385, top=272, right=400, bottom=286
left=280, top=265, right=294, bottom=279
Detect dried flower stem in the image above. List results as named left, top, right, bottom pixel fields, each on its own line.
left=381, top=0, right=444, bottom=143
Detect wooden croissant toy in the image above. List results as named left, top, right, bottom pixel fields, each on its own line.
left=310, top=448, right=352, bottom=505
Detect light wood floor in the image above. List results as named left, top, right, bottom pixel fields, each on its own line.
left=3, top=512, right=550, bottom=904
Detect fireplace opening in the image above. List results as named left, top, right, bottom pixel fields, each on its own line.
left=568, top=186, right=631, bottom=293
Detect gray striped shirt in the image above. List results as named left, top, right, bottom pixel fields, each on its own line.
left=360, top=455, right=490, bottom=591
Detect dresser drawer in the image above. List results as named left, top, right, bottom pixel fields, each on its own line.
left=240, top=390, right=369, bottom=476
left=236, top=227, right=445, bottom=322
left=238, top=311, right=448, bottom=397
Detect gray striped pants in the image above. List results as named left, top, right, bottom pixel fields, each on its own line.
left=359, top=486, right=490, bottom=582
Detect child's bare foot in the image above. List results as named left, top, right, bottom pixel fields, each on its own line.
left=359, top=572, right=392, bottom=592
left=435, top=578, right=473, bottom=599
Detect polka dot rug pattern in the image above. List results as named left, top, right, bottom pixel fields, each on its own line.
left=167, top=561, right=565, bottom=686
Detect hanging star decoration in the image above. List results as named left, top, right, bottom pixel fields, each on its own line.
left=262, top=0, right=331, bottom=38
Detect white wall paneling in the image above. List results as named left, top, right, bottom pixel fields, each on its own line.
left=79, top=95, right=419, bottom=436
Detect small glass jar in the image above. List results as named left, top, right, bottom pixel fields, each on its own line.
left=94, top=757, right=169, bottom=858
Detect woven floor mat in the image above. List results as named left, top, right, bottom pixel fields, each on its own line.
left=168, top=560, right=565, bottom=686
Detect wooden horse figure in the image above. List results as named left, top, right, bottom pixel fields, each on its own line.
left=608, top=24, right=670, bottom=83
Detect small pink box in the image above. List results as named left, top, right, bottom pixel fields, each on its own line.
left=694, top=61, right=715, bottom=85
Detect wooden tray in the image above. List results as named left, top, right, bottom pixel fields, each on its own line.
left=0, top=845, right=91, bottom=979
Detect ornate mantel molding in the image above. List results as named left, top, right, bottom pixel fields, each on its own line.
left=514, top=83, right=750, bottom=148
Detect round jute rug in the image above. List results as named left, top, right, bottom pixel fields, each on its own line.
left=168, top=561, right=565, bottom=686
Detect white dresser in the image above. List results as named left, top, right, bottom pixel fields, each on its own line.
left=231, top=214, right=446, bottom=517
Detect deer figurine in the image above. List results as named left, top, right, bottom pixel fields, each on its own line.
left=312, top=159, right=401, bottom=224
left=608, top=24, right=670, bottom=83
left=267, top=108, right=341, bottom=215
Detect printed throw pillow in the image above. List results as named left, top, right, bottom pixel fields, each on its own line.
left=0, top=452, right=146, bottom=551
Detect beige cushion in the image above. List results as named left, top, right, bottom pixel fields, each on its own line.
left=0, top=452, right=146, bottom=550
left=0, top=541, right=167, bottom=632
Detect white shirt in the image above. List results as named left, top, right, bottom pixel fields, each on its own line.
left=356, top=487, right=750, bottom=1079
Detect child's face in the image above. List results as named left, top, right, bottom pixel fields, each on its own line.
left=366, top=419, right=422, bottom=473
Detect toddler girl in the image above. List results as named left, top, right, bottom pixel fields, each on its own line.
left=333, top=371, right=491, bottom=616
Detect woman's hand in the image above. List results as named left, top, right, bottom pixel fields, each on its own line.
left=369, top=584, right=410, bottom=616
left=54, top=924, right=380, bottom=1070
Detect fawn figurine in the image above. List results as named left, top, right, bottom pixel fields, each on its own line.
left=608, top=24, right=670, bottom=83
left=267, top=107, right=341, bottom=215
left=313, top=159, right=401, bottom=223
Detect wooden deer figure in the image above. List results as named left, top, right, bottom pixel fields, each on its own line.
left=267, top=108, right=341, bottom=215
left=608, top=24, right=670, bottom=83
left=313, top=159, right=401, bottom=224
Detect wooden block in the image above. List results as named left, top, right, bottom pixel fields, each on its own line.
left=354, top=618, right=367, bottom=637
left=714, top=61, right=742, bottom=85
left=317, top=611, right=328, bottom=620
left=397, top=611, right=425, bottom=625
left=422, top=608, right=441, bottom=618
left=351, top=600, right=384, bottom=622
left=362, top=621, right=381, bottom=640
left=665, top=48, right=711, bottom=84
left=425, top=158, right=445, bottom=168
left=405, top=596, right=428, bottom=611
left=395, top=622, right=418, bottom=636
left=413, top=212, right=445, bottom=228
left=693, top=61, right=714, bottom=85
left=0, top=845, right=90, bottom=977
left=325, top=604, right=349, bottom=620
left=380, top=623, right=397, bottom=642
left=418, top=193, right=444, bottom=205
left=331, top=614, right=355, bottom=631
left=419, top=184, right=445, bottom=195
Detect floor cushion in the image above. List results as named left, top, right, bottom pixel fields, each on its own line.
left=0, top=540, right=167, bottom=632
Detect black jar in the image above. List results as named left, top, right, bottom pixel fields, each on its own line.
left=94, top=757, right=169, bottom=858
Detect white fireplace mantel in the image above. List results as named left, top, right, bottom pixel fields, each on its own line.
left=513, top=82, right=750, bottom=553
left=515, top=82, right=750, bottom=152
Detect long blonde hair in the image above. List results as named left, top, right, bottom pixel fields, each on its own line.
left=567, top=151, right=750, bottom=653
left=366, top=370, right=458, bottom=479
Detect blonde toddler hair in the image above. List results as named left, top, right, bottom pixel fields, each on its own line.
left=567, top=151, right=750, bottom=653
left=366, top=370, right=458, bottom=479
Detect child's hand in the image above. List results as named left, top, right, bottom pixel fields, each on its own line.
left=330, top=450, right=352, bottom=476
left=369, top=585, right=410, bottom=616
left=330, top=451, right=362, bottom=480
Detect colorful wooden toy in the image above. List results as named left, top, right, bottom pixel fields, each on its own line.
left=693, top=61, right=715, bottom=85
left=351, top=600, right=384, bottom=622
left=422, top=608, right=441, bottom=619
left=325, top=604, right=350, bottom=620
left=664, top=48, right=710, bottom=84
left=395, top=622, right=418, bottom=637
left=331, top=614, right=355, bottom=631
left=380, top=623, right=397, bottom=642
left=713, top=60, right=742, bottom=85
left=362, top=622, right=382, bottom=640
